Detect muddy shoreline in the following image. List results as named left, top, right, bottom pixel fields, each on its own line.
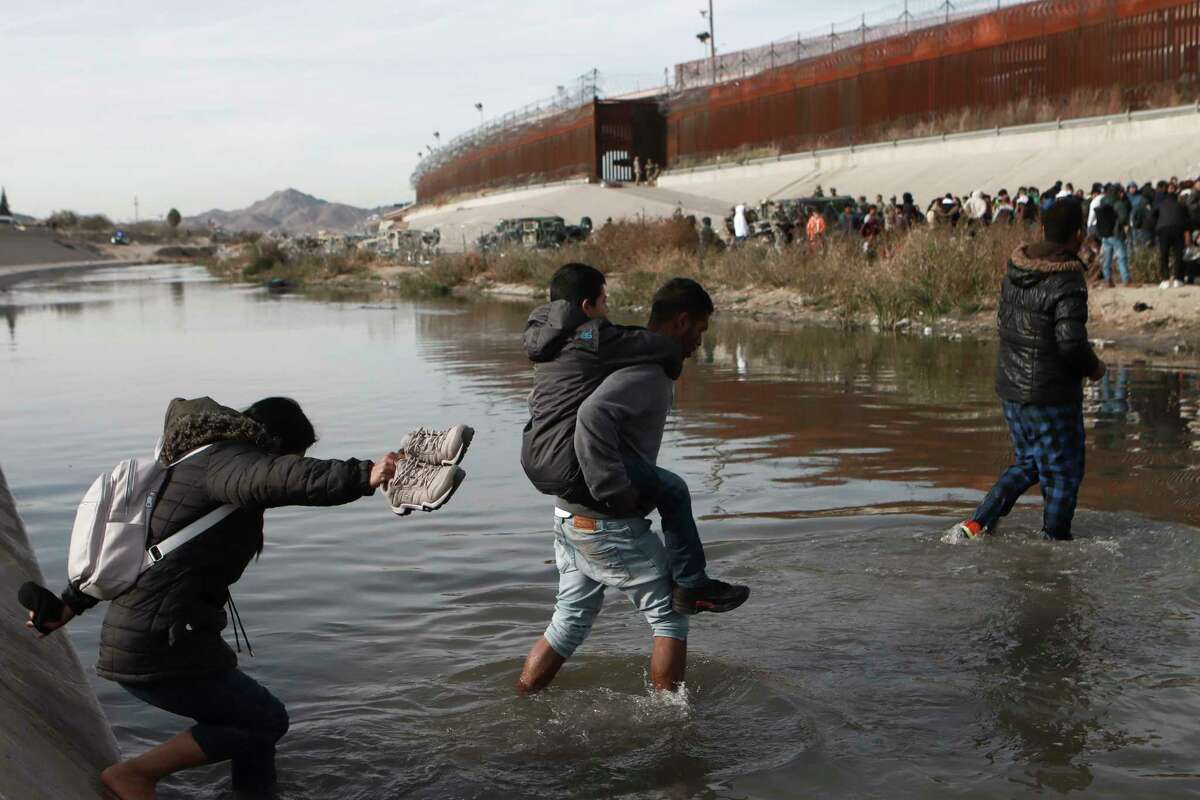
left=74, top=256, right=1200, bottom=368
left=384, top=272, right=1200, bottom=367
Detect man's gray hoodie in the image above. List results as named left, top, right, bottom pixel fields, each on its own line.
left=521, top=300, right=681, bottom=508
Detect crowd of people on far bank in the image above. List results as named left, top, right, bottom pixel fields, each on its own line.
left=711, top=175, right=1200, bottom=288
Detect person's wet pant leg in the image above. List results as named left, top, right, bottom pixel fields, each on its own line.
left=623, top=456, right=708, bottom=588
left=121, top=669, right=289, bottom=793
left=544, top=515, right=688, bottom=657
left=1029, top=404, right=1086, bottom=540
left=972, top=400, right=1040, bottom=529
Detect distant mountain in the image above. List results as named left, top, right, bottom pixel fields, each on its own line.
left=184, top=189, right=382, bottom=235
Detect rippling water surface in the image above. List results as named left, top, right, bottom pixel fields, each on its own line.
left=2, top=265, right=1199, bottom=798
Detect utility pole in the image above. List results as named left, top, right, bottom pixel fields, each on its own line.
left=134, top=196, right=139, bottom=223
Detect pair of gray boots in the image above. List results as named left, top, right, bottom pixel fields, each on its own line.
left=385, top=425, right=474, bottom=516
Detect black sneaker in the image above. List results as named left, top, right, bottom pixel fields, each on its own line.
left=1041, top=529, right=1074, bottom=542
left=672, top=579, right=750, bottom=616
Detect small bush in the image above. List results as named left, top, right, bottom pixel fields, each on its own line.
left=394, top=273, right=453, bottom=298
left=78, top=214, right=114, bottom=231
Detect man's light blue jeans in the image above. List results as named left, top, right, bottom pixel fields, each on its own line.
left=1101, top=236, right=1130, bottom=284
left=544, top=515, right=689, bottom=659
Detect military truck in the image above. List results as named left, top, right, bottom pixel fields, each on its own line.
left=478, top=216, right=584, bottom=252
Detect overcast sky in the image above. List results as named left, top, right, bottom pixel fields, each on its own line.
left=2, top=0, right=918, bottom=220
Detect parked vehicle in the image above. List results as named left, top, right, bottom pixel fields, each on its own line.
left=478, top=216, right=591, bottom=252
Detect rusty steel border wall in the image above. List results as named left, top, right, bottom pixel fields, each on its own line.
left=415, top=0, right=1200, bottom=204
left=667, top=0, right=1200, bottom=163
left=415, top=104, right=597, bottom=204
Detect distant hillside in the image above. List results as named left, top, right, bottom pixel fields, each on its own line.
left=184, top=189, right=380, bottom=235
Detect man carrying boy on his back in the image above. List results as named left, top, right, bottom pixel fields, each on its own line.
left=950, top=199, right=1107, bottom=542
left=521, top=263, right=749, bottom=615
left=519, top=278, right=745, bottom=693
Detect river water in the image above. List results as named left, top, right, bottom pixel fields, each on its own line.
left=2, top=264, right=1198, bottom=799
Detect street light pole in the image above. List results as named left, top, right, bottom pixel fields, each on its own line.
left=708, top=0, right=716, bottom=84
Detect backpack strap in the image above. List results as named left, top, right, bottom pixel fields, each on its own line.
left=141, top=442, right=235, bottom=568
left=143, top=504, right=236, bottom=568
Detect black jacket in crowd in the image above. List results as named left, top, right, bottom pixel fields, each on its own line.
left=1154, top=192, right=1191, bottom=232
left=62, top=397, right=375, bottom=684
left=1094, top=203, right=1119, bottom=239
left=520, top=300, right=680, bottom=504
left=995, top=243, right=1101, bottom=406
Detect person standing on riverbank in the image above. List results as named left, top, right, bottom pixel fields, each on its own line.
left=950, top=199, right=1107, bottom=542
left=518, top=278, right=743, bottom=693
left=24, top=397, right=470, bottom=799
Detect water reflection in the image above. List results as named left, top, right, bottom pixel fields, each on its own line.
left=981, top=568, right=1098, bottom=793
left=408, top=302, right=1200, bottom=526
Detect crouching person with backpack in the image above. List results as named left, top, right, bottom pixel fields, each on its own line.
left=22, top=396, right=400, bottom=799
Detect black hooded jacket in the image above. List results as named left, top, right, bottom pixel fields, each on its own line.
left=520, top=300, right=681, bottom=504
left=995, top=244, right=1100, bottom=405
left=1154, top=192, right=1190, bottom=231
left=62, top=397, right=375, bottom=684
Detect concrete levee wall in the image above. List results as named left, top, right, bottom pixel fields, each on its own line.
left=0, top=466, right=118, bottom=800
left=657, top=106, right=1200, bottom=204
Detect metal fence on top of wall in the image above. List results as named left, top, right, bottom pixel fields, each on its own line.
left=674, top=0, right=1037, bottom=90
left=667, top=0, right=1200, bottom=164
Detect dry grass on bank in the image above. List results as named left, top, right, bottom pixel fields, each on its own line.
left=427, top=218, right=1048, bottom=327
left=205, top=238, right=375, bottom=284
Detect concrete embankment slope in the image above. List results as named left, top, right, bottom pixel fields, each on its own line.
left=659, top=105, right=1200, bottom=205
left=0, top=226, right=103, bottom=268
left=0, top=466, right=118, bottom=800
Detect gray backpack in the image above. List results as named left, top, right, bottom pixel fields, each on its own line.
left=67, top=444, right=234, bottom=600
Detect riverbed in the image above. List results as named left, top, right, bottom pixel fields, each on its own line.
left=2, top=264, right=1198, bottom=798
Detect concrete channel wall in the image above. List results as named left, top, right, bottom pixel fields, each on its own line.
left=0, top=466, right=118, bottom=800
left=657, top=105, right=1200, bottom=204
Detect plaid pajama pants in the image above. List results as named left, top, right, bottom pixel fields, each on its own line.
left=972, top=400, right=1086, bottom=540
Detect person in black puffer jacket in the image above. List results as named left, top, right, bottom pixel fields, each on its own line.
left=949, top=199, right=1106, bottom=543
left=32, top=396, right=399, bottom=799
left=1154, top=183, right=1191, bottom=286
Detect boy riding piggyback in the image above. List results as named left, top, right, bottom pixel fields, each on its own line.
left=521, top=263, right=748, bottom=614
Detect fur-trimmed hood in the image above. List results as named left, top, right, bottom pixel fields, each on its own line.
left=1008, top=242, right=1084, bottom=289
left=158, top=396, right=270, bottom=465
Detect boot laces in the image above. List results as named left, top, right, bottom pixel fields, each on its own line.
left=405, top=427, right=446, bottom=457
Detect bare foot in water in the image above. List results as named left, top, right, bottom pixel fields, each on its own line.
left=101, top=762, right=157, bottom=800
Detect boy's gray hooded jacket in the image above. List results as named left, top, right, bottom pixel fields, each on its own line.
left=521, top=300, right=681, bottom=507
